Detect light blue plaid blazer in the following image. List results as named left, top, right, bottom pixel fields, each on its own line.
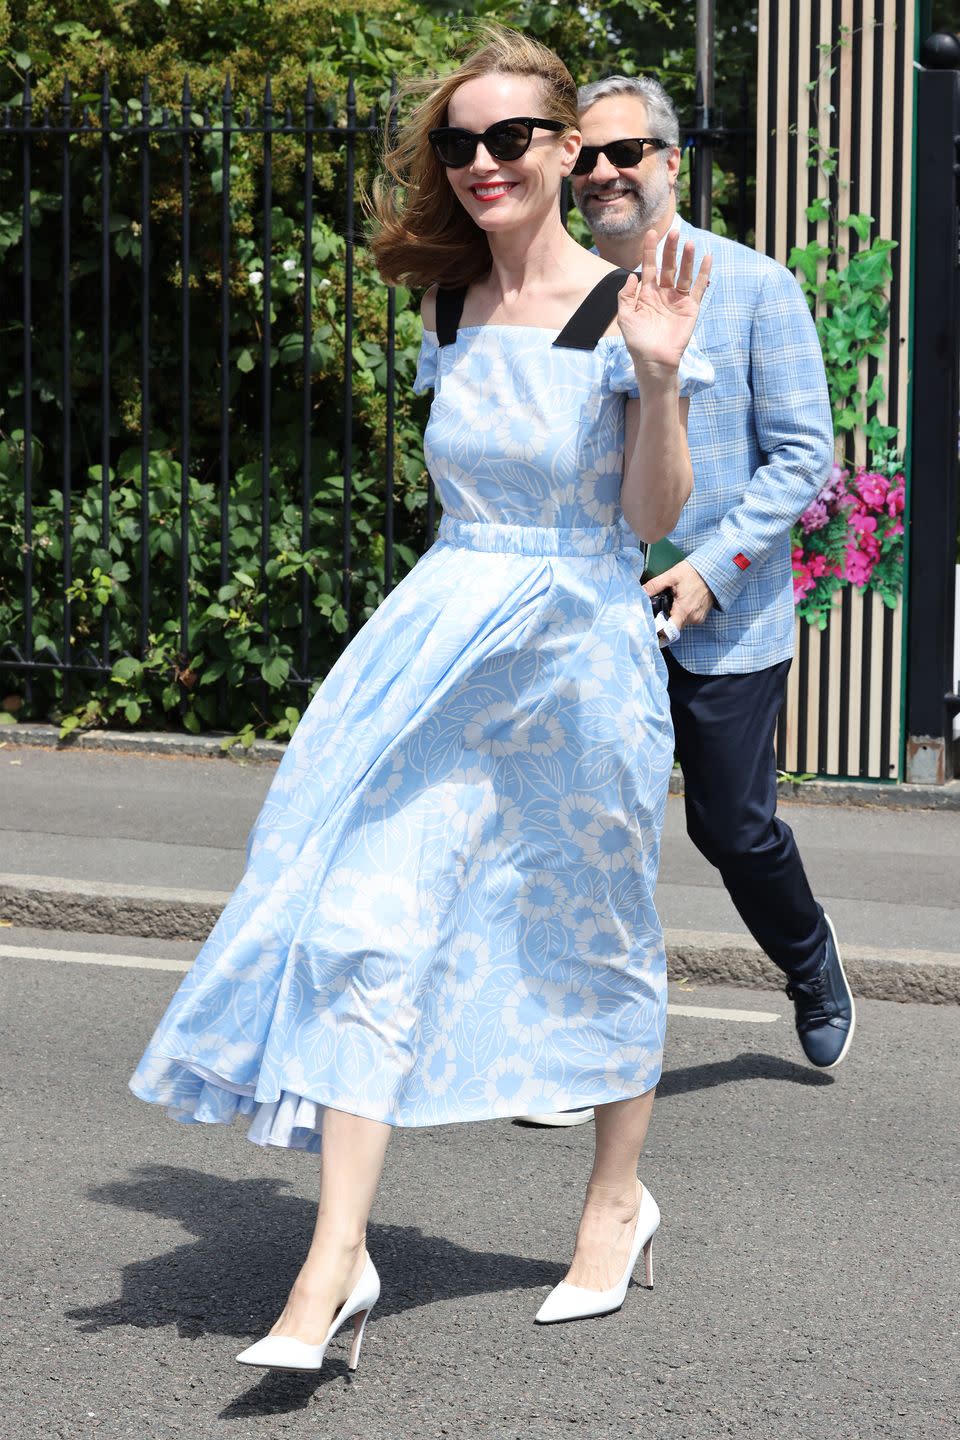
left=647, top=217, right=834, bottom=675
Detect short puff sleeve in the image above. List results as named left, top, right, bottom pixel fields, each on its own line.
left=414, top=332, right=439, bottom=394
left=605, top=335, right=715, bottom=399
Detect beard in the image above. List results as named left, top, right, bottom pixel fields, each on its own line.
left=576, top=165, right=673, bottom=238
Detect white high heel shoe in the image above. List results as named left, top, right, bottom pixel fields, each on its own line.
left=535, top=1184, right=659, bottom=1324
left=236, top=1253, right=380, bottom=1373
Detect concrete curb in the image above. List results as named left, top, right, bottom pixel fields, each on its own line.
left=0, top=722, right=287, bottom=765
left=664, top=928, right=960, bottom=1006
left=4, top=721, right=960, bottom=807
left=0, top=875, right=226, bottom=944
left=2, top=875, right=957, bottom=1005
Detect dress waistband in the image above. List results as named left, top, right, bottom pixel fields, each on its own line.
left=436, top=517, right=622, bottom=557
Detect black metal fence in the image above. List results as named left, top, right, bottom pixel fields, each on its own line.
left=0, top=73, right=753, bottom=734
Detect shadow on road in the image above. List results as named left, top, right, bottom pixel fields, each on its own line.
left=658, top=1051, right=833, bottom=1098
left=65, top=1164, right=558, bottom=1336
left=67, top=1163, right=561, bottom=1415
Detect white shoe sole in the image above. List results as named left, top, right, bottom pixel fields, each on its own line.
left=514, top=1108, right=595, bottom=1128
left=812, top=914, right=856, bottom=1071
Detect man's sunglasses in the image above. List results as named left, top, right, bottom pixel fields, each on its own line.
left=571, top=137, right=669, bottom=176
left=428, top=117, right=566, bottom=169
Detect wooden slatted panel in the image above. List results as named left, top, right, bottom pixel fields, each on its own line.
left=755, top=0, right=913, bottom=779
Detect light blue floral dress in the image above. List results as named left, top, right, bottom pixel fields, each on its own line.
left=130, top=310, right=713, bottom=1151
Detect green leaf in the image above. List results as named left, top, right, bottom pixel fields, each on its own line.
left=183, top=709, right=201, bottom=734
left=124, top=700, right=142, bottom=724
left=841, top=212, right=873, bottom=242
left=111, top=656, right=142, bottom=683
left=236, top=349, right=255, bottom=373
left=261, top=655, right=290, bottom=688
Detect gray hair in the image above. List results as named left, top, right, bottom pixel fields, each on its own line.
left=577, top=75, right=680, bottom=149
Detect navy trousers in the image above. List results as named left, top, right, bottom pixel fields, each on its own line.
left=664, top=651, right=828, bottom=983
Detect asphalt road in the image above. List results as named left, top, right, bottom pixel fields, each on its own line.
left=1, top=949, right=957, bottom=1440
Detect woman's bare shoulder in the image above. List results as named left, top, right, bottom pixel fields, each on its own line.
left=420, top=285, right=439, bottom=332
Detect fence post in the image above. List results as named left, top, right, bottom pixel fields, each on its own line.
left=906, top=39, right=960, bottom=783
left=691, top=0, right=715, bottom=230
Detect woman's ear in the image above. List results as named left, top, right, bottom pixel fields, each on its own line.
left=559, top=128, right=582, bottom=178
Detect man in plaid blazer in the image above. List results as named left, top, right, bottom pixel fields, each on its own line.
left=555, top=74, right=853, bottom=1110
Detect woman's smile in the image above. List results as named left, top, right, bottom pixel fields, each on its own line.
left=469, top=180, right=520, bottom=202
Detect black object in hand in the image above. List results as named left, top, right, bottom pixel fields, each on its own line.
left=650, top=588, right=674, bottom=619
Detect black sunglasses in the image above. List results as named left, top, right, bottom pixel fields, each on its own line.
left=429, top=116, right=566, bottom=169
left=571, top=136, right=669, bottom=176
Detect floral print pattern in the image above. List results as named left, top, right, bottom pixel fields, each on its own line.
left=130, top=323, right=713, bottom=1150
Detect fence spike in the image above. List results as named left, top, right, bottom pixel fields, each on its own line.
left=182, top=73, right=192, bottom=111
left=223, top=73, right=233, bottom=108
left=61, top=78, right=72, bottom=114
left=42, top=104, right=51, bottom=128
left=203, top=102, right=212, bottom=129
left=141, top=75, right=150, bottom=107
left=284, top=102, right=293, bottom=129
left=101, top=70, right=110, bottom=108
left=305, top=72, right=315, bottom=110
left=243, top=105, right=251, bottom=127
left=264, top=73, right=274, bottom=111
left=346, top=74, right=356, bottom=112
left=22, top=71, right=32, bottom=119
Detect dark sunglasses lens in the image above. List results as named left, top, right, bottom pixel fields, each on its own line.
left=606, top=139, right=647, bottom=167
left=486, top=122, right=532, bottom=160
left=433, top=132, right=476, bottom=167
left=572, top=140, right=647, bottom=175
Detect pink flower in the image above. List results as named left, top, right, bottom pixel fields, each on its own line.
left=849, top=509, right=878, bottom=536
left=843, top=543, right=875, bottom=587
left=800, top=498, right=830, bottom=533
left=855, top=471, right=890, bottom=510
left=886, top=479, right=905, bottom=517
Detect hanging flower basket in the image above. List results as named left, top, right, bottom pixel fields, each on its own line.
left=792, top=458, right=905, bottom=628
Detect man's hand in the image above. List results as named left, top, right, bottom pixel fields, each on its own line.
left=643, top=559, right=716, bottom=631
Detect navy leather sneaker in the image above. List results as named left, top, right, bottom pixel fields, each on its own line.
left=786, top=915, right=856, bottom=1070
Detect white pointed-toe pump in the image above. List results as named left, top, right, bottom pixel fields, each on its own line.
left=535, top=1183, right=659, bottom=1325
left=236, top=1253, right=380, bottom=1373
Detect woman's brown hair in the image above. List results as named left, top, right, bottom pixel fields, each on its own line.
left=368, top=24, right=578, bottom=290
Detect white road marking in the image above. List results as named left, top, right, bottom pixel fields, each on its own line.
left=668, top=1002, right=780, bottom=1024
left=1, top=943, right=786, bottom=1021
left=0, top=943, right=191, bottom=973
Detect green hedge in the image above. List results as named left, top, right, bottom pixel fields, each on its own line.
left=0, top=0, right=756, bottom=742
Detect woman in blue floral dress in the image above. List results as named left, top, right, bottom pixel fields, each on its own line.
left=131, top=25, right=712, bottom=1367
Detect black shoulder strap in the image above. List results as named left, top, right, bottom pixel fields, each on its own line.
left=552, top=269, right=632, bottom=351
left=436, top=286, right=467, bottom=346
